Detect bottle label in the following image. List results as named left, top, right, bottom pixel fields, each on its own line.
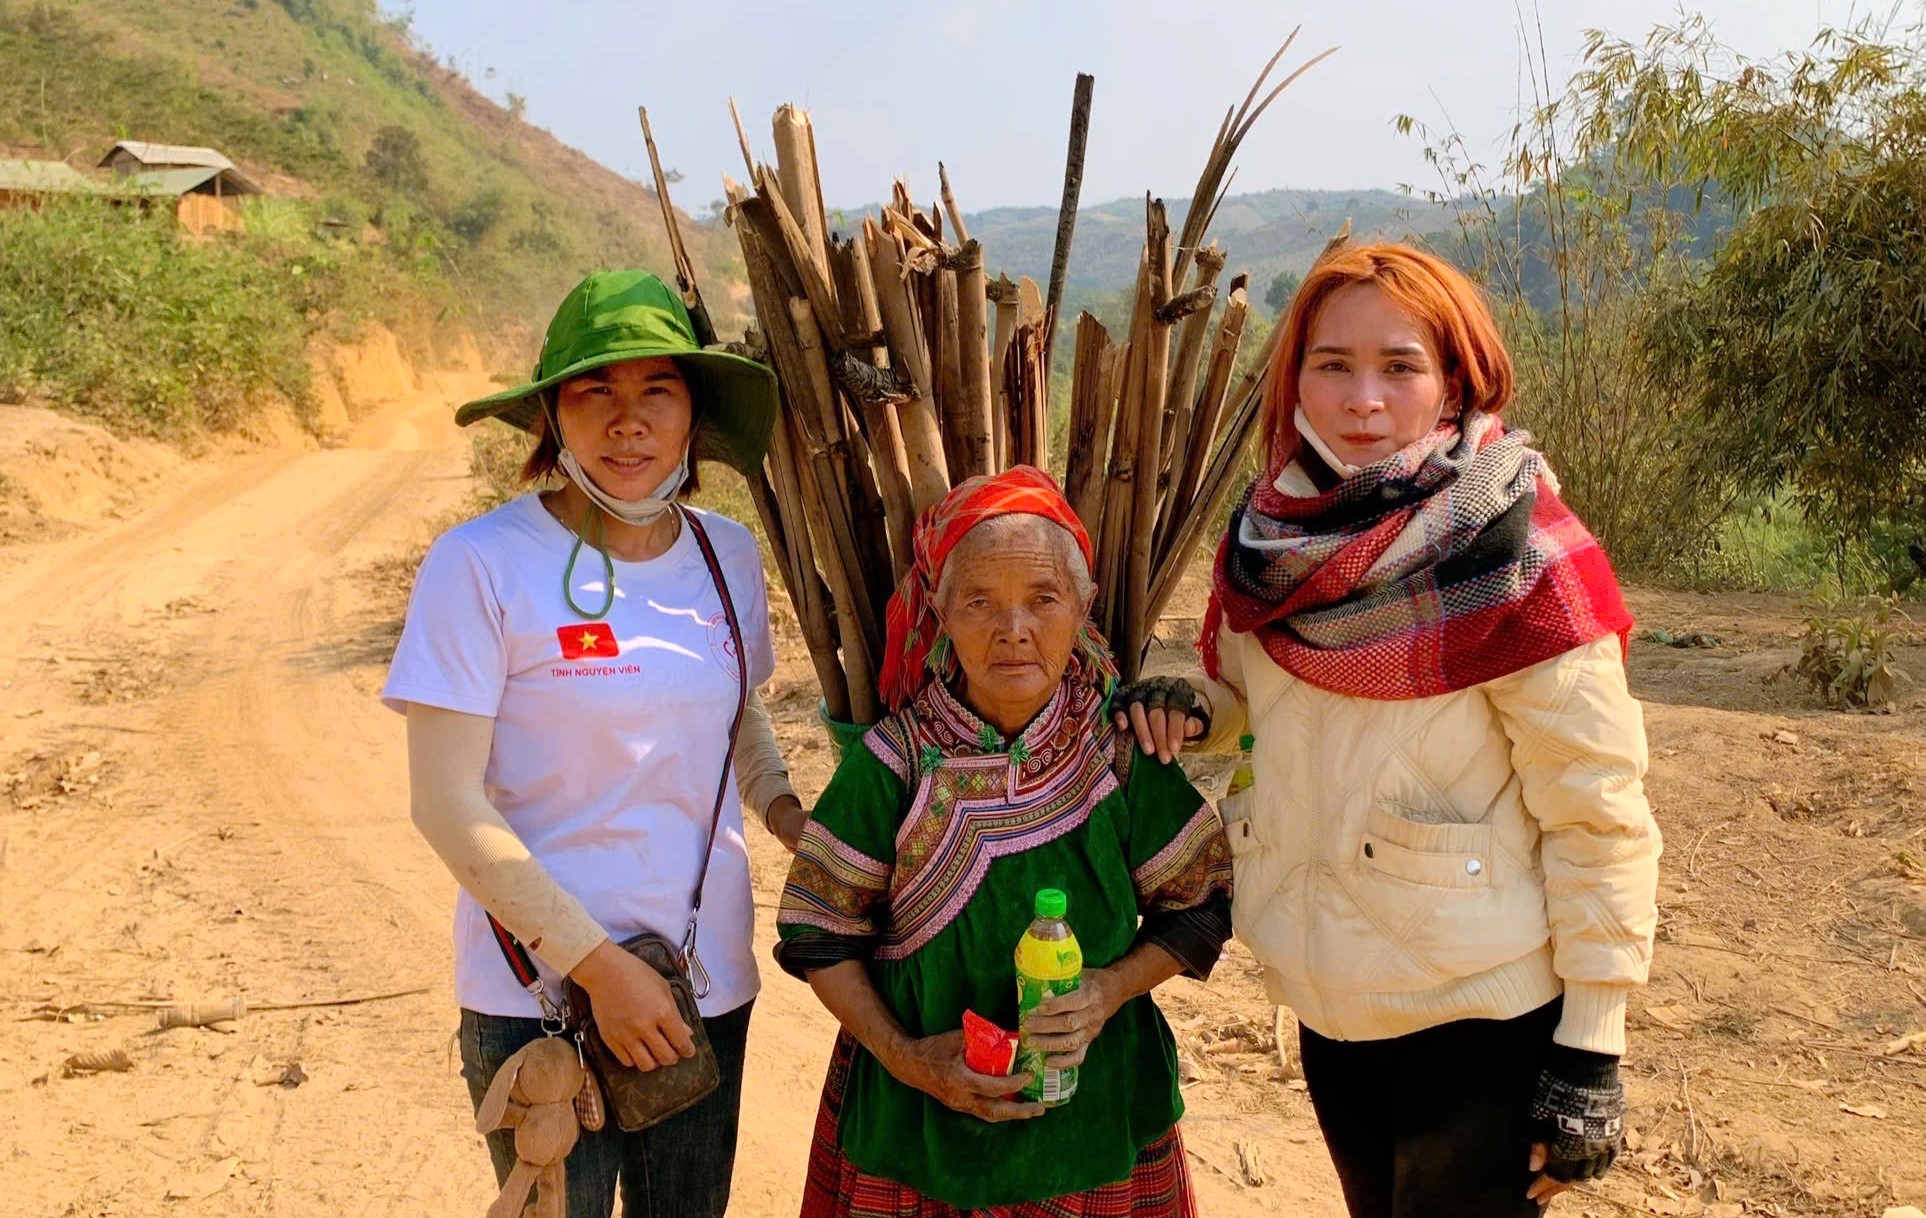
left=1015, top=953, right=1081, bottom=1106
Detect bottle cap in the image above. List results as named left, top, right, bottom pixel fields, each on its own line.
left=1239, top=733, right=1255, bottom=751
left=1034, top=888, right=1067, bottom=919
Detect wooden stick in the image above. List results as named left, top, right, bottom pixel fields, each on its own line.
left=637, top=111, right=691, bottom=289
left=950, top=241, right=995, bottom=478
left=937, top=161, right=970, bottom=244
left=771, top=104, right=832, bottom=285
left=1004, top=322, right=1048, bottom=470
left=1158, top=280, right=1248, bottom=555
left=830, top=235, right=915, bottom=577
left=788, top=297, right=883, bottom=668
left=1062, top=312, right=1115, bottom=534
left=1124, top=199, right=1175, bottom=678
left=935, top=265, right=965, bottom=476
left=1096, top=250, right=1153, bottom=641
left=731, top=208, right=851, bottom=716
left=1043, top=72, right=1094, bottom=371
left=1014, top=277, right=1048, bottom=464
left=727, top=96, right=757, bottom=177
left=744, top=467, right=800, bottom=616
left=988, top=274, right=1019, bottom=471
left=770, top=410, right=853, bottom=720
left=754, top=166, right=843, bottom=345
left=1162, top=243, right=1227, bottom=461
left=1148, top=370, right=1265, bottom=624
left=867, top=223, right=951, bottom=512
left=784, top=305, right=881, bottom=721
left=153, top=986, right=432, bottom=1029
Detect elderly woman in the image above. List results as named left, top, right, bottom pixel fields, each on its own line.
left=775, top=467, right=1234, bottom=1217
left=1112, top=243, right=1661, bottom=1217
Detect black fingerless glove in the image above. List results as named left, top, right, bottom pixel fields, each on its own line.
left=1530, top=1046, right=1625, bottom=1183
left=1110, top=676, right=1210, bottom=739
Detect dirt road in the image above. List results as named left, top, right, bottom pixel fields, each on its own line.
left=0, top=384, right=1344, bottom=1217
left=6, top=379, right=1923, bottom=1216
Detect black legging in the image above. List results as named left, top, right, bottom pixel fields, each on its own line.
left=1299, top=999, right=1560, bottom=1218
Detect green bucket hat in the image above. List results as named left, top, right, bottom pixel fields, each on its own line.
left=455, top=270, right=777, bottom=474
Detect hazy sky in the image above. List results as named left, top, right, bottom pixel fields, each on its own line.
left=397, top=0, right=1868, bottom=211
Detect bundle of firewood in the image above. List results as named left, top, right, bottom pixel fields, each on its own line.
left=641, top=34, right=1332, bottom=724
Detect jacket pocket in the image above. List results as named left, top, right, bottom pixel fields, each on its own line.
left=1358, top=803, right=1493, bottom=890
left=1218, top=790, right=1260, bottom=857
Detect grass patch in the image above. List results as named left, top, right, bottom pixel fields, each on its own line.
left=0, top=199, right=315, bottom=433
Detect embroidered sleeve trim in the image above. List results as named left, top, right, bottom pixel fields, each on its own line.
left=778, top=822, right=892, bottom=939
left=1132, top=803, right=1236, bottom=913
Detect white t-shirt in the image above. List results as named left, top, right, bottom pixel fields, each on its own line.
left=382, top=493, right=774, bottom=1019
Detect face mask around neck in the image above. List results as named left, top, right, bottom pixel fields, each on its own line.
left=1292, top=407, right=1361, bottom=480
left=545, top=396, right=690, bottom=526
left=1288, top=398, right=1456, bottom=486
left=556, top=445, right=688, bottom=525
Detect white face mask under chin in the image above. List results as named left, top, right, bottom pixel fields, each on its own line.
left=1288, top=399, right=1455, bottom=487
left=1292, top=407, right=1361, bottom=480
left=556, top=445, right=689, bottom=526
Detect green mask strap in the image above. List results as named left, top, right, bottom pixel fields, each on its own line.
left=562, top=501, right=617, bottom=620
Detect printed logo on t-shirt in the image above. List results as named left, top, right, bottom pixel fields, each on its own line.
left=556, top=623, right=619, bottom=660
left=706, top=610, right=739, bottom=670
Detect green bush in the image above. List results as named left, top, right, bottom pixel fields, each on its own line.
left=1789, top=598, right=1912, bottom=711
left=0, top=199, right=312, bottom=433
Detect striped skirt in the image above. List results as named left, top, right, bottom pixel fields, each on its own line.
left=799, top=1033, right=1196, bottom=1218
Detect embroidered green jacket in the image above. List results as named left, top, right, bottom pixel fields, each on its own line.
left=776, top=668, right=1234, bottom=1207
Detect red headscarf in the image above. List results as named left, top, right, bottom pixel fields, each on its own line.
left=878, top=465, right=1107, bottom=712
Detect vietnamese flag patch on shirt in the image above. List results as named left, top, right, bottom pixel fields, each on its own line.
left=557, top=623, right=618, bottom=660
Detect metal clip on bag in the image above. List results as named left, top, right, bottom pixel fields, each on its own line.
left=488, top=507, right=749, bottom=1132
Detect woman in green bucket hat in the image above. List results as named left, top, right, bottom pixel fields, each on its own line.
left=384, top=269, right=806, bottom=1217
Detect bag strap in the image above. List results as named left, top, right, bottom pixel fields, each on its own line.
left=486, top=506, right=749, bottom=1013
left=678, top=506, right=750, bottom=999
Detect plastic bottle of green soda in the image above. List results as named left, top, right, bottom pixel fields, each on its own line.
left=1014, top=888, right=1083, bottom=1106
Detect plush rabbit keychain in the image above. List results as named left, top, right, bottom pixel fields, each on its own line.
left=474, top=1036, right=607, bottom=1218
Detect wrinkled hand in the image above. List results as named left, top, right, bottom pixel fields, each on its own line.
left=570, top=939, right=697, bottom=1071
left=892, top=1029, right=1043, bottom=1123
left=1526, top=1051, right=1624, bottom=1202
left=1019, top=967, right=1123, bottom=1070
left=1110, top=677, right=1208, bottom=763
left=766, top=794, right=809, bottom=854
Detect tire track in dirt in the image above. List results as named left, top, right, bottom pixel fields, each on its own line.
left=1, top=380, right=493, bottom=1216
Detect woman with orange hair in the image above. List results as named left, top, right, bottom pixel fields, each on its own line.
left=1111, top=243, right=1660, bottom=1216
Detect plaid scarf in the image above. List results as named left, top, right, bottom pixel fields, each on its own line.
left=1202, top=412, right=1631, bottom=700
left=880, top=465, right=1115, bottom=712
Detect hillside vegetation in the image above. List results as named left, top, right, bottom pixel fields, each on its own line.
left=0, top=0, right=741, bottom=433
left=956, top=186, right=1438, bottom=302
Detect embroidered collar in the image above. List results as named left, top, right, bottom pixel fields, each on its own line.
left=919, top=675, right=1071, bottom=767
left=865, top=661, right=1121, bottom=962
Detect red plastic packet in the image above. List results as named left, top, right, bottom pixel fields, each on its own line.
left=962, top=1009, right=1019, bottom=1076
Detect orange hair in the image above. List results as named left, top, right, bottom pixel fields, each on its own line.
left=1262, top=242, right=1514, bottom=467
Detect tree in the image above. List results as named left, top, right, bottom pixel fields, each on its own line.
left=1593, top=21, right=1926, bottom=577
left=450, top=188, right=507, bottom=245
left=364, top=125, right=428, bottom=197
left=1264, top=268, right=1301, bottom=313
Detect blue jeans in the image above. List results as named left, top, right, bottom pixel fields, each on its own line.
left=459, top=1000, right=754, bottom=1218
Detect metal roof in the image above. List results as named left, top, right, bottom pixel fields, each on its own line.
left=118, top=166, right=261, bottom=197
left=99, top=141, right=236, bottom=171
left=0, top=159, right=110, bottom=193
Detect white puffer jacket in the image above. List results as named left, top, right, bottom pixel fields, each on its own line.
left=1191, top=627, right=1660, bottom=1056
